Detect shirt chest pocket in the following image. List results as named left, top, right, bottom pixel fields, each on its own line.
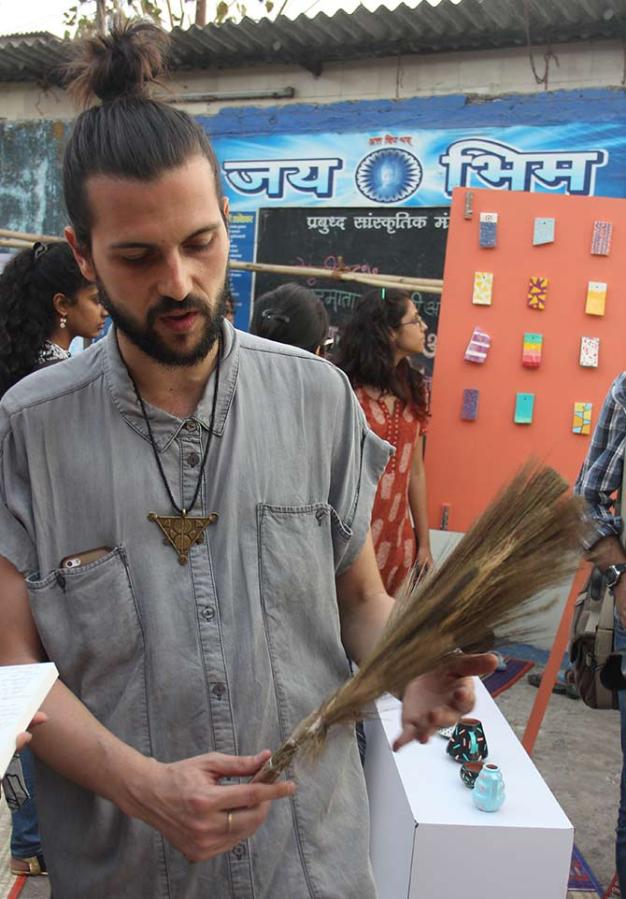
left=26, top=547, right=149, bottom=745
left=257, top=503, right=353, bottom=729
left=257, top=502, right=351, bottom=606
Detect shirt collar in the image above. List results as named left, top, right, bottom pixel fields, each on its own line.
left=103, top=320, right=239, bottom=452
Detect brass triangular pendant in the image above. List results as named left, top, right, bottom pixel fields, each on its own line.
left=148, top=512, right=218, bottom=565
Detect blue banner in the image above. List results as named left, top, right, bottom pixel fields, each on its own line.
left=213, top=122, right=623, bottom=211
left=228, top=210, right=256, bottom=329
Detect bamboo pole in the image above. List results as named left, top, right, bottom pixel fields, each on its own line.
left=229, top=258, right=441, bottom=287
left=0, top=228, right=59, bottom=243
left=229, top=260, right=443, bottom=295
left=0, top=228, right=445, bottom=295
left=339, top=269, right=443, bottom=288
left=0, top=239, right=32, bottom=250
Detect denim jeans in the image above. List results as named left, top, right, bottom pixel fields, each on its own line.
left=10, top=748, right=42, bottom=859
left=615, top=618, right=626, bottom=893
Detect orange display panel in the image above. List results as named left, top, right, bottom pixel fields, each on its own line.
left=426, top=188, right=624, bottom=533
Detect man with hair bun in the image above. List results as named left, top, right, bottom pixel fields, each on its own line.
left=0, top=19, right=495, bottom=898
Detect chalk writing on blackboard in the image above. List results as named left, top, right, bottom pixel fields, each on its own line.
left=255, top=206, right=449, bottom=379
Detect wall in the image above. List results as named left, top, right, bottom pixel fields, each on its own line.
left=3, top=85, right=626, bottom=238
left=0, top=119, right=67, bottom=235
left=2, top=83, right=626, bottom=348
left=1, top=36, right=625, bottom=238
left=0, top=39, right=625, bottom=121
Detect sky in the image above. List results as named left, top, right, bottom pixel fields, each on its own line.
left=0, top=0, right=451, bottom=36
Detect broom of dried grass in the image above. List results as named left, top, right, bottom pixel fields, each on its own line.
left=253, top=462, right=586, bottom=784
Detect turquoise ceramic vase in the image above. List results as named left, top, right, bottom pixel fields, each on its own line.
left=472, top=763, right=505, bottom=812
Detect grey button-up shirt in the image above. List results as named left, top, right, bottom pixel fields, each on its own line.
left=0, top=322, right=391, bottom=899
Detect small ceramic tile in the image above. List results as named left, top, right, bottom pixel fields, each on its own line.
left=464, top=327, right=491, bottom=364
left=572, top=402, right=592, bottom=435
left=473, top=272, right=494, bottom=306
left=514, top=393, right=534, bottom=425
left=464, top=191, right=474, bottom=220
left=479, top=212, right=498, bottom=248
left=585, top=281, right=607, bottom=316
left=580, top=336, right=600, bottom=368
left=461, top=388, right=479, bottom=421
left=528, top=276, right=548, bottom=310
left=533, top=218, right=555, bottom=246
left=591, top=221, right=612, bottom=256
left=522, top=332, right=543, bottom=368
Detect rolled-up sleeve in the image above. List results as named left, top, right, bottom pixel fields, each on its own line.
left=328, top=373, right=392, bottom=575
left=574, top=372, right=626, bottom=549
left=0, top=409, right=36, bottom=573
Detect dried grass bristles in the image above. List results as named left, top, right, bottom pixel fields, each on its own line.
left=253, top=462, right=585, bottom=784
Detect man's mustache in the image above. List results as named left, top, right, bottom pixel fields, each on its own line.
left=147, top=295, right=209, bottom=323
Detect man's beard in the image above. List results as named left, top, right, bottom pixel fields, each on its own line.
left=97, top=280, right=226, bottom=367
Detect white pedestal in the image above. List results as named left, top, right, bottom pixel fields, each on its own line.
left=364, top=679, right=573, bottom=899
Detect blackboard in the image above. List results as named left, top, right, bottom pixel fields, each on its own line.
left=254, top=206, right=450, bottom=380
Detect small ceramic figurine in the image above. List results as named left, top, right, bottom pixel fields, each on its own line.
left=460, top=760, right=484, bottom=789
left=446, top=717, right=489, bottom=763
left=473, top=763, right=505, bottom=812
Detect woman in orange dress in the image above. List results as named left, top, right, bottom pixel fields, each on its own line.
left=335, top=288, right=431, bottom=596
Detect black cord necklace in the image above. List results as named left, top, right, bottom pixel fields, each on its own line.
left=128, top=334, right=222, bottom=565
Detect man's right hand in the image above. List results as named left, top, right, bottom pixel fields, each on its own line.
left=125, top=750, right=295, bottom=862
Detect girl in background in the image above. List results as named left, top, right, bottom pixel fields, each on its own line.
left=250, top=282, right=329, bottom=355
left=335, top=287, right=431, bottom=596
left=0, top=240, right=106, bottom=396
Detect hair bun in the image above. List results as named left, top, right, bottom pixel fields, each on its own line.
left=64, top=17, right=170, bottom=107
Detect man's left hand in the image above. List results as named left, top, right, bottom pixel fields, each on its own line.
left=392, top=653, right=498, bottom=751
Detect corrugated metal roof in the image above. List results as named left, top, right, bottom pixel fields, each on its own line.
left=0, top=0, right=625, bottom=83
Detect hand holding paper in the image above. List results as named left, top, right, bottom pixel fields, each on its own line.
left=0, top=663, right=57, bottom=776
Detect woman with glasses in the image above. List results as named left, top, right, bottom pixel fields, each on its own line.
left=335, top=287, right=431, bottom=595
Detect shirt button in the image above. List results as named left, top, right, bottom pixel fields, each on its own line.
left=187, top=451, right=200, bottom=467
left=232, top=843, right=247, bottom=860
left=184, top=419, right=198, bottom=432
left=201, top=606, right=215, bottom=621
left=211, top=682, right=226, bottom=700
